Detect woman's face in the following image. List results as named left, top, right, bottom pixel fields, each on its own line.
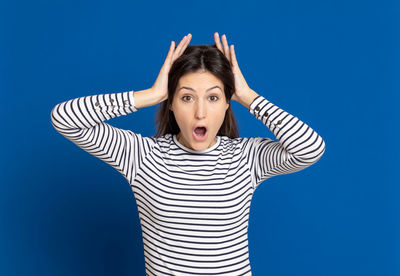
left=170, top=70, right=229, bottom=151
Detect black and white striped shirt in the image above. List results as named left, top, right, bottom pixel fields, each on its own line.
left=50, top=90, right=325, bottom=276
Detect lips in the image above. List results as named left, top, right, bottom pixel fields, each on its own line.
left=193, top=125, right=207, bottom=138
left=194, top=125, right=207, bottom=133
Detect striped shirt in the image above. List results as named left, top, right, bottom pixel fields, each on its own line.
left=50, top=90, right=326, bottom=276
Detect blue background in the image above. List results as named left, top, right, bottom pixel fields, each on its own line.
left=1, top=0, right=399, bottom=275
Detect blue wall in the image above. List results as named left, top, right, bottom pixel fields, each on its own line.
left=1, top=0, right=398, bottom=275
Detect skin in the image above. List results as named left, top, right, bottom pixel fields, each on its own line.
left=169, top=70, right=229, bottom=151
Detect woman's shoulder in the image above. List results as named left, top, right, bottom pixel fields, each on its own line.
left=219, top=135, right=251, bottom=151
left=220, top=135, right=273, bottom=150
left=220, top=135, right=248, bottom=143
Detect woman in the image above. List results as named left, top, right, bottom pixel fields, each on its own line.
left=51, top=32, right=326, bottom=275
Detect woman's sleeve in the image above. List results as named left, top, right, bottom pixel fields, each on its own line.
left=242, top=95, right=326, bottom=190
left=50, top=90, right=154, bottom=182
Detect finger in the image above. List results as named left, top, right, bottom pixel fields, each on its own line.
left=230, top=44, right=239, bottom=68
left=173, top=33, right=192, bottom=62
left=164, top=40, right=175, bottom=67
left=221, top=34, right=231, bottom=62
left=171, top=35, right=186, bottom=61
left=214, top=32, right=224, bottom=53
left=176, top=33, right=191, bottom=57
left=172, top=34, right=189, bottom=61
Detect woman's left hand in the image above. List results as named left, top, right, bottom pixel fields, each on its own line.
left=214, top=32, right=251, bottom=103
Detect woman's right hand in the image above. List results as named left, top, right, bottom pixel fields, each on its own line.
left=151, top=33, right=192, bottom=102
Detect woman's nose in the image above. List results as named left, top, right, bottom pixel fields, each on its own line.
left=195, top=101, right=206, bottom=119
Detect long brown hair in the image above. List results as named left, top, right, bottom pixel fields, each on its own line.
left=154, top=44, right=240, bottom=138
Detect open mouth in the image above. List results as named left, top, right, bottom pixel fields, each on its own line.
left=193, top=126, right=207, bottom=140
left=194, top=126, right=206, bottom=137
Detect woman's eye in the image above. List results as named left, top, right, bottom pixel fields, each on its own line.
left=182, top=95, right=192, bottom=102
left=181, top=95, right=219, bottom=102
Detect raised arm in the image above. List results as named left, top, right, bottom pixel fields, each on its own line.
left=243, top=92, right=326, bottom=189
left=214, top=32, right=325, bottom=190
left=50, top=33, right=193, bottom=182
left=50, top=89, right=156, bottom=182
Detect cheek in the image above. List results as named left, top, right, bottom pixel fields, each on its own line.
left=213, top=104, right=228, bottom=116
left=173, top=108, right=191, bottom=127
left=209, top=107, right=227, bottom=127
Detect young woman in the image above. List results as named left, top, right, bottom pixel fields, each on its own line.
left=51, top=32, right=326, bottom=276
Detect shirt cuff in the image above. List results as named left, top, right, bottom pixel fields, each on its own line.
left=128, top=90, right=137, bottom=111
left=248, top=95, right=264, bottom=113
left=248, top=95, right=292, bottom=130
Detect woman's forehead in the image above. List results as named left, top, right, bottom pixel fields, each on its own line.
left=177, top=85, right=223, bottom=93
left=178, top=73, right=223, bottom=89
left=179, top=70, right=221, bottom=82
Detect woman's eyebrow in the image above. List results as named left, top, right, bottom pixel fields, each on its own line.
left=178, top=85, right=222, bottom=92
